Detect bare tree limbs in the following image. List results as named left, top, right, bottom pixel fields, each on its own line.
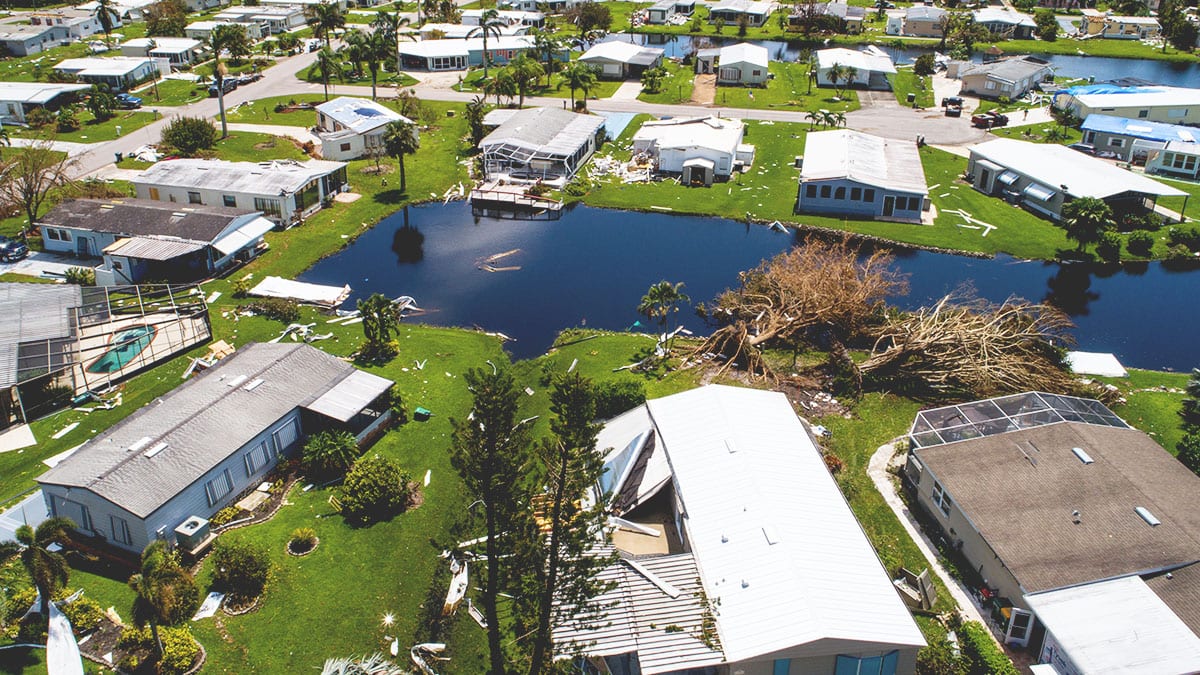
left=0, top=140, right=76, bottom=238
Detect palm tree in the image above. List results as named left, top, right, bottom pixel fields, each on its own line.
left=384, top=120, right=420, bottom=192
left=1061, top=196, right=1114, bottom=254
left=640, top=65, right=666, bottom=94
left=15, top=517, right=75, bottom=622
left=371, top=10, right=404, bottom=74
left=531, top=29, right=561, bottom=87
left=804, top=109, right=820, bottom=130
left=637, top=281, right=690, bottom=352
left=312, top=47, right=342, bottom=101
left=825, top=62, right=844, bottom=96
left=467, top=9, right=504, bottom=79
left=484, top=70, right=517, bottom=106
left=464, top=95, right=488, bottom=146
left=507, top=53, right=543, bottom=108
left=129, top=541, right=199, bottom=661
left=341, top=28, right=369, bottom=79
left=93, top=0, right=118, bottom=47
left=832, top=110, right=847, bottom=127
left=561, top=60, right=596, bottom=110
left=841, top=65, right=858, bottom=95
left=209, top=23, right=247, bottom=139
left=321, top=653, right=405, bottom=675
left=306, top=0, right=346, bottom=50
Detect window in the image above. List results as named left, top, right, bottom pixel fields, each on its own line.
left=752, top=69, right=761, bottom=76
left=187, top=191, right=202, bottom=204
left=773, top=659, right=791, bottom=675
left=835, top=652, right=899, bottom=675
left=110, top=515, right=132, bottom=545
left=851, top=187, right=862, bottom=200
left=820, top=185, right=831, bottom=199
left=271, top=418, right=301, bottom=454
left=340, top=142, right=352, bottom=152
left=1168, top=153, right=1197, bottom=172
left=1109, top=137, right=1125, bottom=148
left=932, top=480, right=952, bottom=516
left=47, top=229, right=61, bottom=240
left=834, top=186, right=846, bottom=200
left=863, top=189, right=876, bottom=202
left=1168, top=108, right=1188, bottom=119
left=253, top=197, right=282, bottom=217
left=985, top=80, right=996, bottom=90
left=244, top=441, right=273, bottom=476
left=58, top=229, right=70, bottom=241
left=222, top=195, right=237, bottom=208
left=1137, top=109, right=1149, bottom=118
left=805, top=184, right=817, bottom=199
left=149, top=187, right=160, bottom=200
left=204, top=468, right=234, bottom=507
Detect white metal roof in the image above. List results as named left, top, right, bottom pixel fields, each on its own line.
left=1068, top=86, right=1200, bottom=110
left=479, top=106, right=604, bottom=159
left=632, top=116, right=746, bottom=155
left=974, top=6, right=1036, bottom=27
left=399, top=35, right=534, bottom=59
left=645, top=385, right=926, bottom=662
left=0, top=81, right=90, bottom=105
left=801, top=129, right=928, bottom=194
left=304, top=368, right=392, bottom=422
left=54, top=56, right=154, bottom=77
left=134, top=158, right=346, bottom=196
left=968, top=138, right=1186, bottom=200
left=579, top=41, right=663, bottom=66
left=719, top=42, right=768, bottom=69
left=1025, top=575, right=1200, bottom=674
left=815, top=47, right=896, bottom=74
left=316, top=96, right=409, bottom=134
left=211, top=215, right=275, bottom=257
left=123, top=37, right=201, bottom=53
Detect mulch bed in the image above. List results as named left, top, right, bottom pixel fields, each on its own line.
left=78, top=617, right=123, bottom=667
left=286, top=537, right=319, bottom=557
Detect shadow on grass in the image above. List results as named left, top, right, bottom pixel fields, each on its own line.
left=373, top=189, right=410, bottom=205
left=0, top=646, right=42, bottom=674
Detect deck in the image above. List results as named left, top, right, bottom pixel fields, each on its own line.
left=469, top=182, right=563, bottom=220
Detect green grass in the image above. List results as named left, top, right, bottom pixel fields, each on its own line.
left=210, top=132, right=310, bottom=162
left=888, top=68, right=934, bottom=108
left=989, top=37, right=1200, bottom=62
left=636, top=59, right=695, bottom=104
left=455, top=68, right=624, bottom=101
left=714, top=61, right=861, bottom=112
left=8, top=110, right=157, bottom=144
left=132, top=77, right=208, bottom=106
left=1106, top=368, right=1192, bottom=453
left=1154, top=175, right=1200, bottom=222
left=990, top=124, right=1083, bottom=145
left=0, top=273, right=54, bottom=283
left=224, top=94, right=328, bottom=127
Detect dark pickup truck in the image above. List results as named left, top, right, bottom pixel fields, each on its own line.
left=971, top=112, right=1009, bottom=129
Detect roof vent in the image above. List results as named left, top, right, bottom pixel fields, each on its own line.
left=1136, top=506, right=1161, bottom=527
left=720, top=534, right=729, bottom=543
left=741, top=579, right=749, bottom=588
left=762, top=525, right=780, bottom=545
left=144, top=442, right=168, bottom=458
left=243, top=378, right=265, bottom=391
left=127, top=436, right=152, bottom=453
left=226, top=374, right=248, bottom=388
left=1071, top=447, right=1094, bottom=464
left=724, top=438, right=738, bottom=454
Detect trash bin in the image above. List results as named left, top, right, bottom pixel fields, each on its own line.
left=906, top=93, right=916, bottom=103
left=114, top=152, right=123, bottom=163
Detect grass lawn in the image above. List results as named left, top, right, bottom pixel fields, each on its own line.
left=132, top=77, right=208, bottom=106
left=7, top=110, right=157, bottom=144
left=1106, top=368, right=1191, bottom=454
left=990, top=37, right=1200, bottom=62
left=224, top=94, right=328, bottom=127
left=455, top=68, right=624, bottom=101
left=990, top=123, right=1083, bottom=145
left=636, top=58, right=695, bottom=104
left=888, top=68, right=934, bottom=108
left=300, top=64, right=419, bottom=89
left=1154, top=175, right=1200, bottom=222
left=211, top=131, right=311, bottom=162
left=714, top=61, right=861, bottom=112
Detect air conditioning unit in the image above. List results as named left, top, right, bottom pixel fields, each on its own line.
left=175, top=516, right=210, bottom=550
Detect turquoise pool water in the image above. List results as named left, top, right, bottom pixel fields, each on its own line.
left=87, top=325, right=157, bottom=374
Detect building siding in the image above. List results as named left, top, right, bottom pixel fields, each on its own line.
left=796, top=178, right=926, bottom=222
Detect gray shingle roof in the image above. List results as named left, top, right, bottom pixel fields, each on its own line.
left=39, top=198, right=254, bottom=244
left=1146, top=562, right=1200, bottom=637
left=0, top=283, right=82, bottom=389
left=959, top=55, right=1051, bottom=83
left=37, top=343, right=391, bottom=518
left=915, top=422, right=1200, bottom=593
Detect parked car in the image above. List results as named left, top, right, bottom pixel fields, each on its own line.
left=237, top=72, right=262, bottom=85
left=1068, top=142, right=1096, bottom=155
left=0, top=236, right=29, bottom=263
left=941, top=96, right=964, bottom=108
left=945, top=104, right=962, bottom=117
left=971, top=112, right=1009, bottom=129
left=208, top=78, right=238, bottom=97
left=114, top=93, right=142, bottom=109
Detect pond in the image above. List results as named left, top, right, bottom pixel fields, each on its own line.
left=600, top=33, right=1200, bottom=87
left=301, top=202, right=1199, bottom=371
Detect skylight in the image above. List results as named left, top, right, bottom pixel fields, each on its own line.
left=144, top=442, right=168, bottom=458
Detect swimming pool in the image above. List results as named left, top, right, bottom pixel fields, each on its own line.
left=87, top=325, right=157, bottom=374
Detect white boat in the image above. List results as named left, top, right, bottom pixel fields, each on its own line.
left=442, top=557, right=469, bottom=616
left=410, top=643, right=447, bottom=675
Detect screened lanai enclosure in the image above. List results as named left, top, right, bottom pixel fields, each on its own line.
left=908, top=391, right=1130, bottom=450
left=479, top=107, right=607, bottom=185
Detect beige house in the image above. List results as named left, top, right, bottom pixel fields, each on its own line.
left=951, top=55, right=1053, bottom=100
left=1079, top=9, right=1161, bottom=39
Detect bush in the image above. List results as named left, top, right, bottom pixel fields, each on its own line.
left=160, top=116, right=217, bottom=156
left=302, top=430, right=360, bottom=480
left=210, top=538, right=272, bottom=601
left=209, top=505, right=243, bottom=528
left=387, top=384, right=407, bottom=424
left=244, top=298, right=300, bottom=323
left=339, top=455, right=413, bottom=526
left=59, top=595, right=104, bottom=633
left=959, top=621, right=1018, bottom=675
left=1096, top=230, right=1122, bottom=262
left=1119, top=212, right=1162, bottom=232
left=118, top=625, right=200, bottom=675
left=4, top=589, right=102, bottom=637
left=1167, top=243, right=1195, bottom=262
left=1126, top=230, right=1155, bottom=257
left=230, top=277, right=252, bottom=298
left=913, top=53, right=936, bottom=77
left=64, top=266, right=96, bottom=286
left=289, top=527, right=317, bottom=553
left=56, top=106, right=80, bottom=133
left=1168, top=225, right=1200, bottom=251
left=593, top=379, right=647, bottom=419
left=26, top=106, right=54, bottom=128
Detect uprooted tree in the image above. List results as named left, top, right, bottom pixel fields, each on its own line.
left=692, top=237, right=908, bottom=378
left=857, top=294, right=1079, bottom=399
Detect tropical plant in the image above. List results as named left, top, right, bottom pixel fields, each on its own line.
left=128, top=541, right=201, bottom=661
left=1180, top=369, right=1200, bottom=430
left=302, top=429, right=360, bottom=480
left=1127, top=229, right=1154, bottom=257
left=1178, top=432, right=1200, bottom=475
left=64, top=266, right=96, bottom=286
left=160, top=116, right=217, bottom=156
left=383, top=119, right=420, bottom=193
left=1060, top=196, right=1114, bottom=254
left=640, top=65, right=667, bottom=94
left=465, top=95, right=488, bottom=146
left=311, top=47, right=342, bottom=101
left=93, top=0, right=119, bottom=46
left=209, top=23, right=250, bottom=138
left=306, top=0, right=346, bottom=49
left=364, top=28, right=391, bottom=100
left=340, top=28, right=369, bottom=78
left=467, top=9, right=504, bottom=79
left=56, top=105, right=80, bottom=132
left=561, top=60, right=597, bottom=109
left=210, top=538, right=272, bottom=602
left=913, top=53, right=936, bottom=77
left=357, top=291, right=402, bottom=358
left=339, top=454, right=414, bottom=525
left=289, top=527, right=318, bottom=553
left=531, top=29, right=561, bottom=87
left=637, top=280, right=690, bottom=353
left=804, top=109, right=821, bottom=130
left=321, top=653, right=406, bottom=675
left=15, top=517, right=75, bottom=622
left=593, top=379, right=646, bottom=419
left=507, top=53, right=544, bottom=108
left=824, top=62, right=844, bottom=95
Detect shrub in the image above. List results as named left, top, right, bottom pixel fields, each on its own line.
left=1126, top=230, right=1155, bottom=257
left=3, top=587, right=37, bottom=625
left=289, top=527, right=317, bottom=553
left=1096, top=230, right=1122, bottom=262
left=339, top=455, right=414, bottom=526
left=160, top=116, right=217, bottom=156
left=244, top=298, right=300, bottom=323
left=59, top=595, right=104, bottom=633
left=302, top=430, right=360, bottom=480
left=1119, top=212, right=1162, bottom=232
left=26, top=106, right=54, bottom=128
left=56, top=106, right=80, bottom=133
left=593, top=379, right=647, bottom=419
left=210, top=538, right=272, bottom=601
left=118, top=625, right=200, bottom=675
left=64, top=266, right=96, bottom=286
left=387, top=384, right=407, bottom=424
left=1167, top=243, right=1195, bottom=262
left=1168, top=225, right=1200, bottom=251
left=959, top=621, right=1018, bottom=675
left=5, top=589, right=102, bottom=637
left=822, top=452, right=844, bottom=474
left=913, top=53, right=936, bottom=77
left=231, top=277, right=252, bottom=298
left=209, top=505, right=243, bottom=528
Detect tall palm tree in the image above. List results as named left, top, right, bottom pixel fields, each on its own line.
left=531, top=29, right=561, bottom=87
left=364, top=29, right=391, bottom=100
left=129, top=541, right=199, bottom=661
left=383, top=120, right=420, bottom=193
left=209, top=23, right=247, bottom=139
left=341, top=28, right=369, bottom=79
left=804, top=109, right=820, bottom=130
left=507, top=53, right=543, bottom=108
left=637, top=281, right=690, bottom=352
left=371, top=10, right=400, bottom=73
left=93, top=0, right=118, bottom=47
left=312, top=47, right=342, bottom=101
left=561, top=60, right=596, bottom=110
left=825, top=62, right=844, bottom=96
left=306, top=0, right=346, bottom=50
left=466, top=9, right=504, bottom=79
left=15, top=517, right=75, bottom=622
left=841, top=65, right=858, bottom=94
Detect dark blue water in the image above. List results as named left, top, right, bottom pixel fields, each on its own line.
left=301, top=203, right=1199, bottom=370
left=599, top=33, right=1200, bottom=87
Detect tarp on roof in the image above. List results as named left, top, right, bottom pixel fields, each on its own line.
left=249, top=276, right=350, bottom=308
left=304, top=369, right=393, bottom=422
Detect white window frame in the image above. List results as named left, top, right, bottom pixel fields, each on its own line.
left=932, top=480, right=953, bottom=517
left=244, top=441, right=273, bottom=476
left=204, top=468, right=235, bottom=507
left=110, top=515, right=132, bottom=545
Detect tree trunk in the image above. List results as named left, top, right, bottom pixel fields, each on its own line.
left=484, top=491, right=505, bottom=675
left=38, top=583, right=50, bottom=621
left=151, top=619, right=164, bottom=660
left=370, top=68, right=378, bottom=100
left=216, top=73, right=228, bottom=139
left=527, top=451, right=568, bottom=674
left=398, top=155, right=407, bottom=193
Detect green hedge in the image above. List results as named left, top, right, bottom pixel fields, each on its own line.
left=959, top=621, right=1019, bottom=675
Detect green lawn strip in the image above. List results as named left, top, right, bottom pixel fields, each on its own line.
left=989, top=124, right=1082, bottom=145
left=1105, top=368, right=1191, bottom=454
left=0, top=273, right=54, bottom=283
left=635, top=58, right=694, bottom=104
left=454, top=68, right=623, bottom=101
left=8, top=110, right=156, bottom=144
left=299, top=66, right=419, bottom=89
left=1152, top=175, right=1200, bottom=222
left=887, top=68, right=934, bottom=108
left=224, top=94, right=327, bottom=127
left=133, top=78, right=208, bottom=106
left=211, top=131, right=310, bottom=162
left=989, top=37, right=1200, bottom=62
left=714, top=61, right=860, bottom=112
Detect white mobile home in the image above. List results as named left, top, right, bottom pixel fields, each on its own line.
left=716, top=42, right=769, bottom=86
left=479, top=107, right=605, bottom=182
left=121, top=37, right=204, bottom=66
left=30, top=9, right=111, bottom=40
left=1146, top=142, right=1200, bottom=181
left=1054, top=85, right=1200, bottom=127
left=0, top=24, right=70, bottom=57
left=815, top=47, right=896, bottom=90
left=973, top=7, right=1036, bottom=38
left=796, top=129, right=928, bottom=223
left=133, top=158, right=348, bottom=227
left=315, top=97, right=414, bottom=161
left=631, top=116, right=755, bottom=186
left=53, top=56, right=160, bottom=90
left=578, top=41, right=664, bottom=80
left=1079, top=113, right=1198, bottom=162
left=0, top=82, right=90, bottom=124
left=708, top=0, right=776, bottom=27
left=37, top=343, right=393, bottom=556
left=951, top=56, right=1053, bottom=100
left=186, top=19, right=263, bottom=41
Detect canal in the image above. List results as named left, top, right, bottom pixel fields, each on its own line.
left=301, top=202, right=1199, bottom=371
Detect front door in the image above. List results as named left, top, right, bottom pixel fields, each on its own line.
left=1005, top=607, right=1034, bottom=647
left=76, top=236, right=91, bottom=257
left=883, top=196, right=895, bottom=217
